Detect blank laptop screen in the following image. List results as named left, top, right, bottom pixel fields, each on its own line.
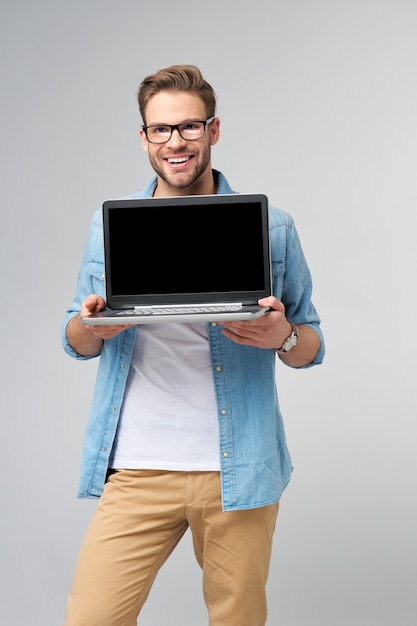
left=103, top=194, right=270, bottom=307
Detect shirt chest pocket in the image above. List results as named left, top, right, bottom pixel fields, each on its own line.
left=85, top=261, right=105, bottom=296
left=271, top=259, right=284, bottom=299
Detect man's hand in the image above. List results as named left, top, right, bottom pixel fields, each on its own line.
left=220, top=296, right=320, bottom=367
left=219, top=296, right=291, bottom=350
left=80, top=295, right=133, bottom=341
left=67, top=294, right=133, bottom=356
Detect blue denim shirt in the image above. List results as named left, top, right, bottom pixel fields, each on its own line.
left=62, top=171, right=324, bottom=510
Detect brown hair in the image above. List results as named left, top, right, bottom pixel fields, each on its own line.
left=137, top=65, right=217, bottom=124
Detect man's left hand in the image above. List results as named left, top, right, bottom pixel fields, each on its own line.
left=219, top=296, right=292, bottom=349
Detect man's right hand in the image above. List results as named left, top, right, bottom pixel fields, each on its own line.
left=67, top=294, right=133, bottom=355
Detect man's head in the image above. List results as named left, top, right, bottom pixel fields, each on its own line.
left=137, top=65, right=220, bottom=196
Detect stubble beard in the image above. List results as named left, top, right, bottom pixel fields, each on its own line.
left=148, top=144, right=212, bottom=192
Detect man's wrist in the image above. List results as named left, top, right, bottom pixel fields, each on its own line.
left=276, top=322, right=298, bottom=353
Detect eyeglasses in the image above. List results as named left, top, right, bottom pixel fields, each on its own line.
left=141, top=116, right=215, bottom=144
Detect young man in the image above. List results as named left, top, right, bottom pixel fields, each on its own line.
left=62, top=65, right=324, bottom=626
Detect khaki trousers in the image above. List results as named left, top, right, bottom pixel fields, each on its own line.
left=64, top=470, right=279, bottom=626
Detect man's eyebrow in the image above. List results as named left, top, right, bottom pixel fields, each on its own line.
left=147, top=117, right=203, bottom=126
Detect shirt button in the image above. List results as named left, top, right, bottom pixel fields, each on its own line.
left=101, top=273, right=105, bottom=280
left=221, top=409, right=227, bottom=415
left=215, top=366, right=222, bottom=372
left=223, top=452, right=229, bottom=458
left=211, top=322, right=217, bottom=327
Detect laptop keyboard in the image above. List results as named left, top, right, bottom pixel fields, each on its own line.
left=117, top=304, right=243, bottom=316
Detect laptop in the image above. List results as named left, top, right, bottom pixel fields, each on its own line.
left=80, top=193, right=272, bottom=325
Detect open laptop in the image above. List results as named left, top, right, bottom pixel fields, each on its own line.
left=80, top=193, right=272, bottom=325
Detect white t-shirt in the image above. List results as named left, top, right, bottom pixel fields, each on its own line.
left=110, top=322, right=220, bottom=471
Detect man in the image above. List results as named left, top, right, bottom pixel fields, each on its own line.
left=62, top=65, right=324, bottom=626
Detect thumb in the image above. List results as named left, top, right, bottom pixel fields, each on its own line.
left=258, top=296, right=284, bottom=313
left=83, top=294, right=107, bottom=314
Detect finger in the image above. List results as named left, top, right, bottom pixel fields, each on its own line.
left=83, top=294, right=107, bottom=314
left=221, top=314, right=276, bottom=333
left=258, top=296, right=284, bottom=313
left=221, top=327, right=250, bottom=344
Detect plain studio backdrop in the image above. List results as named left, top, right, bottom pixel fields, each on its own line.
left=1, top=1, right=416, bottom=625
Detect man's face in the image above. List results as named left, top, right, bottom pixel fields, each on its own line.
left=139, top=90, right=220, bottom=195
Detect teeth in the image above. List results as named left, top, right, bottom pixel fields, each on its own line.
left=168, top=156, right=189, bottom=163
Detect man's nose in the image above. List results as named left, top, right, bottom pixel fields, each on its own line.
left=168, top=128, right=187, bottom=146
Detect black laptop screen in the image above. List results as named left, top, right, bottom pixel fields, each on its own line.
left=103, top=194, right=271, bottom=307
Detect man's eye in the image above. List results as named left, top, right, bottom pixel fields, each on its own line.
left=154, top=126, right=170, bottom=134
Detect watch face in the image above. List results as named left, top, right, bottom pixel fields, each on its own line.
left=283, top=334, right=298, bottom=352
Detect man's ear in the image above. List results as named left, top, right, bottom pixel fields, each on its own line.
left=139, top=129, right=149, bottom=152
left=210, top=117, right=220, bottom=146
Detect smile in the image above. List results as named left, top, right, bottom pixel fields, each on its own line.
left=167, top=156, right=192, bottom=164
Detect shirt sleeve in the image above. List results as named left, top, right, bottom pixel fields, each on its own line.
left=271, top=209, right=325, bottom=367
left=61, top=211, right=105, bottom=360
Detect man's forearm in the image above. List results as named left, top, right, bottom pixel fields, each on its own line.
left=66, top=314, right=104, bottom=357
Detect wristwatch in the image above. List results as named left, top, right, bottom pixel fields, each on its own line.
left=277, top=323, right=298, bottom=353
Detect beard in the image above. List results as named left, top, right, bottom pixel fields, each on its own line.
left=148, top=142, right=212, bottom=192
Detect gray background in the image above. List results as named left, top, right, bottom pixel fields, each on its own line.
left=1, top=1, right=416, bottom=624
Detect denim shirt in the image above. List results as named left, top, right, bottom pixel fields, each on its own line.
left=62, top=171, right=324, bottom=510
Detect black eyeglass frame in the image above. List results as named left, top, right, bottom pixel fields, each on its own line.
left=141, top=116, right=215, bottom=144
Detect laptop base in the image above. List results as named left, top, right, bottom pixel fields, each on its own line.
left=80, top=305, right=271, bottom=326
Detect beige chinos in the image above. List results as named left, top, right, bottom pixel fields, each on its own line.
left=64, top=470, right=279, bottom=626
